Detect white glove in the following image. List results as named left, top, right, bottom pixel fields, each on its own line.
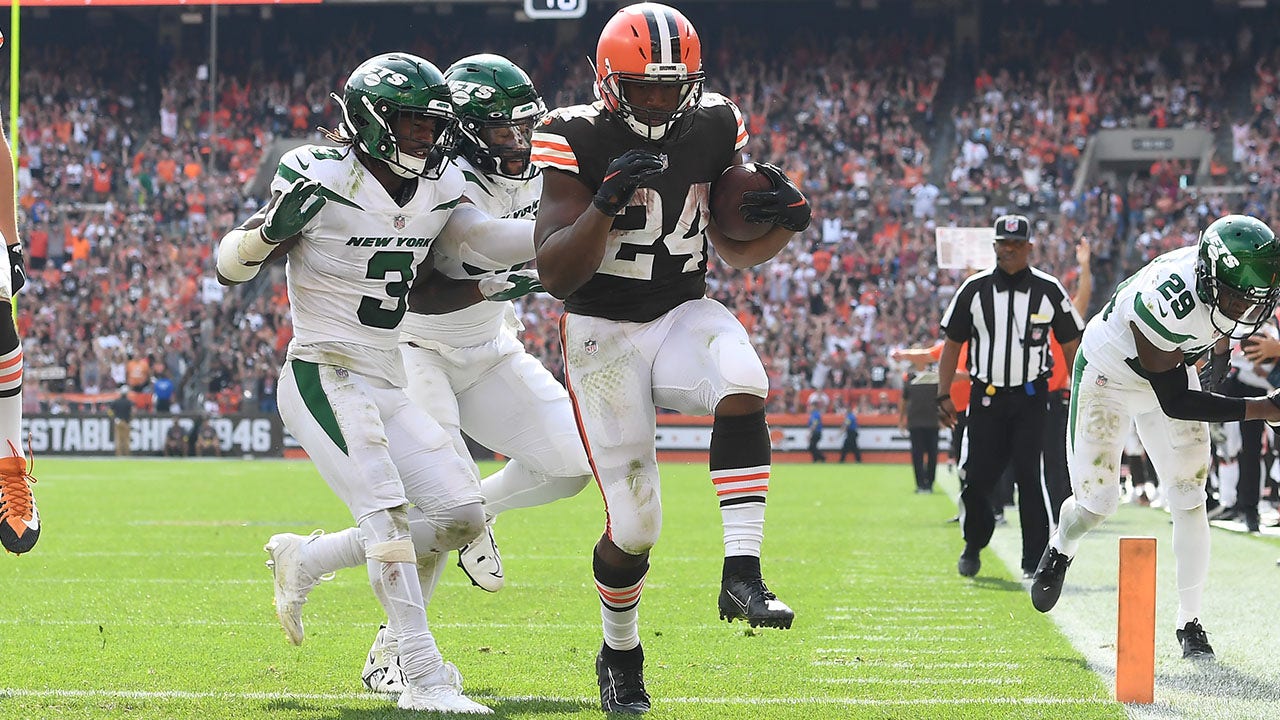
left=478, top=269, right=544, bottom=302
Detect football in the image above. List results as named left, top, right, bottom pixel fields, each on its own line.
left=710, top=163, right=774, bottom=242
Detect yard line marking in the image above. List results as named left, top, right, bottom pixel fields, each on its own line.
left=814, top=635, right=967, bottom=643
left=830, top=605, right=975, bottom=611
left=817, top=623, right=972, bottom=631
left=0, top=618, right=592, bottom=630
left=814, top=646, right=1017, bottom=654
left=809, top=660, right=1024, bottom=669
left=12, top=578, right=265, bottom=585
left=0, top=688, right=1118, bottom=707
left=812, top=678, right=1025, bottom=685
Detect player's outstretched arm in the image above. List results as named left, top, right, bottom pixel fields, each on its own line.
left=409, top=204, right=541, bottom=312
left=1131, top=323, right=1280, bottom=423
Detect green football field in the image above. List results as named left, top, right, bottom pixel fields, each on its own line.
left=0, top=458, right=1271, bottom=719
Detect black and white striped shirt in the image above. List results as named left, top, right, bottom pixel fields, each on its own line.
left=940, top=266, right=1084, bottom=388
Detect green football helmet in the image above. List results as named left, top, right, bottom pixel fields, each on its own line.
left=337, top=52, right=458, bottom=180
left=1195, top=214, right=1280, bottom=335
left=444, top=54, right=546, bottom=180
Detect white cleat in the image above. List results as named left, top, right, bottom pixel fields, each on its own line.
left=263, top=531, right=322, bottom=645
left=398, top=664, right=489, bottom=714
left=362, top=624, right=408, bottom=695
left=457, top=520, right=504, bottom=592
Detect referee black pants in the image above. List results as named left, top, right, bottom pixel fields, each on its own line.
left=960, top=380, right=1051, bottom=574
left=1042, top=389, right=1071, bottom=522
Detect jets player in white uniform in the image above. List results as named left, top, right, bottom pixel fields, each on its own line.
left=402, top=54, right=593, bottom=594
left=216, top=52, right=534, bottom=715
left=1029, top=215, right=1280, bottom=660
left=253, top=55, right=594, bottom=697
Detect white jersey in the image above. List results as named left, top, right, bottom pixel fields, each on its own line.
left=399, top=157, right=540, bottom=348
left=273, top=145, right=465, bottom=387
left=1081, top=245, right=1225, bottom=385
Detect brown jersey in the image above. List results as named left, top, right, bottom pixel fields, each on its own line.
left=531, top=93, right=748, bottom=322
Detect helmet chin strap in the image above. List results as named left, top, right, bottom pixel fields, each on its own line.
left=622, top=114, right=670, bottom=141
left=388, top=150, right=427, bottom=179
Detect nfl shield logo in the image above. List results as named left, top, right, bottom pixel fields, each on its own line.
left=584, top=339, right=598, bottom=356
left=393, top=214, right=407, bottom=231
left=1004, top=217, right=1020, bottom=233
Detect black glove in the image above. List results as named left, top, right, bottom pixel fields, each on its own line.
left=593, top=149, right=666, bottom=217
left=740, top=162, right=812, bottom=232
left=1198, top=349, right=1230, bottom=392
left=7, top=244, right=25, bottom=295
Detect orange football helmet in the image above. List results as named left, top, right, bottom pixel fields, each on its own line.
left=593, top=2, right=704, bottom=142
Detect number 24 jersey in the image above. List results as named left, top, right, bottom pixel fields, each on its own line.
left=531, top=94, right=748, bottom=323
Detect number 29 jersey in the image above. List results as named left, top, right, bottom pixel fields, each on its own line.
left=1083, top=245, right=1222, bottom=383
left=531, top=93, right=748, bottom=322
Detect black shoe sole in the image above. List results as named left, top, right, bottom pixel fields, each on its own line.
left=600, top=701, right=651, bottom=714
left=718, top=609, right=794, bottom=629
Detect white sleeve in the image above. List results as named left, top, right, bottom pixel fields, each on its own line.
left=434, top=203, right=536, bottom=272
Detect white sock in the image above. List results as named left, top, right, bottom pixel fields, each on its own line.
left=1172, top=504, right=1210, bottom=628
left=301, top=528, right=365, bottom=578
left=0, top=335, right=23, bottom=451
left=1054, top=495, right=1106, bottom=557
left=713, top=465, right=769, bottom=556
left=416, top=550, right=447, bottom=606
left=1218, top=462, right=1239, bottom=508
left=360, top=509, right=439, bottom=684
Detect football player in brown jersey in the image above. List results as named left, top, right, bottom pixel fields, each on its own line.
left=530, top=3, right=811, bottom=713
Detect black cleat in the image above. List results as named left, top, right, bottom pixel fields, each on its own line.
left=957, top=551, right=980, bottom=578
left=596, top=644, right=650, bottom=714
left=1030, top=545, right=1072, bottom=612
left=1176, top=619, right=1215, bottom=659
left=718, top=576, right=794, bottom=629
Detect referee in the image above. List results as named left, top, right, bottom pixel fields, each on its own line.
left=936, top=215, right=1085, bottom=579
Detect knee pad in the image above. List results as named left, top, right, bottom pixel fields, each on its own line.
left=408, top=501, right=486, bottom=553
left=436, top=501, right=486, bottom=552
left=609, top=510, right=661, bottom=556
left=713, top=337, right=768, bottom=398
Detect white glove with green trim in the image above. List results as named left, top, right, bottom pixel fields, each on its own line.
left=478, top=269, right=544, bottom=302
left=263, top=178, right=327, bottom=242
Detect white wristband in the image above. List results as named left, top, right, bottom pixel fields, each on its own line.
left=216, top=226, right=275, bottom=283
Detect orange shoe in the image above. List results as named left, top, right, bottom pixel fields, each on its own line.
left=0, top=455, right=39, bottom=554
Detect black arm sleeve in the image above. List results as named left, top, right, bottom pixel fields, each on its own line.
left=1146, top=365, right=1247, bottom=422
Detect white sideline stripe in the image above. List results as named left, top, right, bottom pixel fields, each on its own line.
left=811, top=660, right=1023, bottom=669
left=0, top=688, right=1115, bottom=707
left=819, top=623, right=972, bottom=631
left=813, top=678, right=1024, bottom=685
left=15, top=578, right=264, bottom=585
left=815, top=647, right=1016, bottom=656
left=0, top=619, right=588, bottom=630
left=815, top=635, right=966, bottom=643
left=830, top=605, right=975, bottom=611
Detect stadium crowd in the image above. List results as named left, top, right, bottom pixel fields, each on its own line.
left=2, top=4, right=1275, bottom=420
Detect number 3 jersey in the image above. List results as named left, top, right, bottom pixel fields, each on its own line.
left=531, top=94, right=748, bottom=322
left=1083, top=245, right=1221, bottom=383
left=271, top=145, right=464, bottom=387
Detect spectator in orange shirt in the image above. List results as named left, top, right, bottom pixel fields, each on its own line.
left=156, top=152, right=177, bottom=185
left=126, top=356, right=152, bottom=392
